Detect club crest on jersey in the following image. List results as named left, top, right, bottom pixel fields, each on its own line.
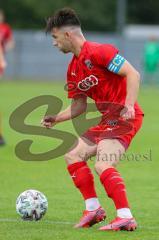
left=78, top=75, right=98, bottom=91
left=84, top=59, right=93, bottom=69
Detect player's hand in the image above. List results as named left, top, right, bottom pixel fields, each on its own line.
left=41, top=115, right=57, bottom=128
left=120, top=104, right=135, bottom=120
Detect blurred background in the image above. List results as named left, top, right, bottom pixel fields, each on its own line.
left=0, top=2, right=159, bottom=239
left=1, top=0, right=159, bottom=83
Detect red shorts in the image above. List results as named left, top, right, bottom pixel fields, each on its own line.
left=82, top=114, right=143, bottom=150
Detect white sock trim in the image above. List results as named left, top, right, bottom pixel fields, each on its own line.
left=85, top=198, right=100, bottom=211
left=117, top=208, right=133, bottom=218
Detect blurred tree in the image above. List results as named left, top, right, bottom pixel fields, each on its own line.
left=128, top=0, right=159, bottom=24
left=0, top=0, right=116, bottom=31
left=1, top=0, right=159, bottom=31
left=1, top=0, right=40, bottom=28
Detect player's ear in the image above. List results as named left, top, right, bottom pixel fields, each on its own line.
left=65, top=31, right=71, bottom=39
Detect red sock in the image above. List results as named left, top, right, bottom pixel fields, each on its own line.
left=100, top=167, right=129, bottom=209
left=67, top=162, right=97, bottom=200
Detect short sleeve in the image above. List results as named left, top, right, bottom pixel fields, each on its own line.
left=5, top=24, right=13, bottom=42
left=91, top=44, right=119, bottom=68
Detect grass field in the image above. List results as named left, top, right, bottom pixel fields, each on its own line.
left=0, top=80, right=158, bottom=240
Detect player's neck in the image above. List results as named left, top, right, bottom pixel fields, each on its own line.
left=71, top=35, right=86, bottom=57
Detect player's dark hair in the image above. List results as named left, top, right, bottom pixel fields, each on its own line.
left=46, top=7, right=81, bottom=33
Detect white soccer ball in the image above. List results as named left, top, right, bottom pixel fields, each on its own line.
left=16, top=189, right=48, bottom=221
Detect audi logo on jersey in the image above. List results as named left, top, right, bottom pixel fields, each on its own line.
left=78, top=75, right=98, bottom=91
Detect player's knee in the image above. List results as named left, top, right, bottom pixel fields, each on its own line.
left=94, top=161, right=112, bottom=175
left=64, top=152, right=75, bottom=165
left=64, top=151, right=83, bottom=165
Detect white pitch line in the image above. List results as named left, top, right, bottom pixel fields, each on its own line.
left=0, top=219, right=158, bottom=230
left=0, top=218, right=74, bottom=225
left=43, top=220, right=74, bottom=225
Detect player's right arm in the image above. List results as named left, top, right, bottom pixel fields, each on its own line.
left=41, top=96, right=87, bottom=128
left=0, top=44, right=7, bottom=72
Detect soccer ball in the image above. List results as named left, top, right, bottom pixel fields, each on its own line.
left=16, top=189, right=48, bottom=221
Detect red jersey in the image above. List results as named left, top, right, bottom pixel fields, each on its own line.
left=67, top=41, right=143, bottom=116
left=0, top=23, right=13, bottom=51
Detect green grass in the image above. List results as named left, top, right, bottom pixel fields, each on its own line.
left=0, top=80, right=158, bottom=240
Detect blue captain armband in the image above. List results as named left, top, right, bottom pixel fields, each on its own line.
left=107, top=54, right=125, bottom=73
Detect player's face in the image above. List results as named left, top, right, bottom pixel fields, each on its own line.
left=51, top=28, right=72, bottom=53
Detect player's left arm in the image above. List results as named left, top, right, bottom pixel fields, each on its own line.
left=107, top=54, right=140, bottom=119
left=5, top=38, right=15, bottom=51
left=0, top=44, right=7, bottom=72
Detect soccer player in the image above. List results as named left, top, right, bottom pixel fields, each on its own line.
left=0, top=9, right=14, bottom=75
left=0, top=9, right=14, bottom=145
left=143, top=36, right=159, bottom=84
left=41, top=8, right=144, bottom=231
